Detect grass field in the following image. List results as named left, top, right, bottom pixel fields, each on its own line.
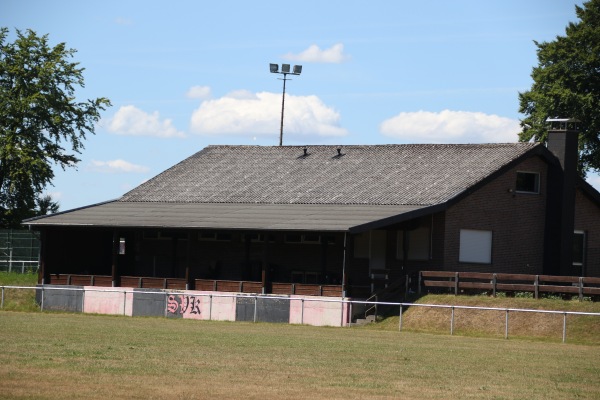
left=1, top=311, right=600, bottom=399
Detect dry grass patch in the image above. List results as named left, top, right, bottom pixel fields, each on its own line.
left=372, top=294, right=600, bottom=345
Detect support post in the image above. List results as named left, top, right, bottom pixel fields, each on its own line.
left=562, top=312, right=567, bottom=343
left=399, top=304, right=403, bottom=331
left=341, top=233, right=347, bottom=298
left=39, top=229, right=47, bottom=285
left=111, top=230, right=118, bottom=287
left=454, top=272, right=459, bottom=295
left=253, top=296, right=258, bottom=323
left=185, top=232, right=192, bottom=290
left=505, top=310, right=509, bottom=339
left=262, top=235, right=270, bottom=294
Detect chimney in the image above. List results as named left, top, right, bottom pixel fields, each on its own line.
left=545, top=118, right=580, bottom=276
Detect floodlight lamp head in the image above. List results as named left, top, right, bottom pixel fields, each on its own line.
left=269, top=63, right=278, bottom=73
left=293, top=65, right=302, bottom=75
left=282, top=64, right=291, bottom=73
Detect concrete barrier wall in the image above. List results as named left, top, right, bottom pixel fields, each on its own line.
left=132, top=288, right=166, bottom=317
left=36, top=285, right=83, bottom=312
left=38, top=285, right=347, bottom=327
left=236, top=296, right=290, bottom=323
left=164, top=291, right=237, bottom=321
left=83, top=286, right=124, bottom=315
left=289, top=296, right=349, bottom=327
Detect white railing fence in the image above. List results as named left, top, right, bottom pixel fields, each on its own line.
left=1, top=285, right=599, bottom=344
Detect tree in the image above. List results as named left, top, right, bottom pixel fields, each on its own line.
left=35, top=194, right=60, bottom=216
left=518, top=0, right=600, bottom=175
left=0, top=28, right=110, bottom=228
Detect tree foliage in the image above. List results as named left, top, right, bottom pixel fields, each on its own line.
left=0, top=28, right=110, bottom=227
left=518, top=0, right=600, bottom=174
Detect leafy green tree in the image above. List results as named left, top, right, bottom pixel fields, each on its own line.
left=35, top=194, right=60, bottom=216
left=518, top=0, right=600, bottom=175
left=0, top=28, right=110, bottom=227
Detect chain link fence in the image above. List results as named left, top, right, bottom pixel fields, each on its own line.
left=0, top=229, right=40, bottom=273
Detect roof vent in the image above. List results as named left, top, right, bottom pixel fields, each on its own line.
left=333, top=147, right=344, bottom=159
left=298, top=147, right=310, bottom=159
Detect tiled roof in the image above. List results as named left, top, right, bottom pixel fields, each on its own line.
left=120, top=143, right=540, bottom=206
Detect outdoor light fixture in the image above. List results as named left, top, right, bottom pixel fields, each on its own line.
left=270, top=63, right=302, bottom=146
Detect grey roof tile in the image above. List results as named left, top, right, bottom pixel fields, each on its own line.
left=120, top=143, right=539, bottom=206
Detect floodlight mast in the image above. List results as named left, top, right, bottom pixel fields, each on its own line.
left=270, top=63, right=302, bottom=146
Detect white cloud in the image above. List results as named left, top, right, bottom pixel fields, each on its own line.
left=189, top=91, right=348, bottom=140
left=283, top=43, right=350, bottom=64
left=186, top=85, right=211, bottom=99
left=89, top=159, right=150, bottom=174
left=380, top=110, right=520, bottom=143
left=106, top=105, right=186, bottom=138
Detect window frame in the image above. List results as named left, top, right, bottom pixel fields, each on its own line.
left=515, top=171, right=540, bottom=194
left=572, top=230, right=586, bottom=267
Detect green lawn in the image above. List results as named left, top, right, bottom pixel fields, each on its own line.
left=1, top=311, right=599, bottom=399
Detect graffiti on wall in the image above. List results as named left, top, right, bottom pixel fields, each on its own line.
left=167, top=294, right=202, bottom=315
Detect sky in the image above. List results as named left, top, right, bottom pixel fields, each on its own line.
left=2, top=0, right=597, bottom=211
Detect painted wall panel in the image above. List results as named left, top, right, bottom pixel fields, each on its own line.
left=166, top=291, right=237, bottom=321
left=290, top=296, right=343, bottom=327
left=37, top=285, right=83, bottom=312
left=83, top=287, right=126, bottom=315
left=236, top=296, right=290, bottom=323
left=132, top=288, right=166, bottom=317
left=38, top=285, right=347, bottom=327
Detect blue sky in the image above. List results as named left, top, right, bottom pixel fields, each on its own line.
left=3, top=0, right=596, bottom=211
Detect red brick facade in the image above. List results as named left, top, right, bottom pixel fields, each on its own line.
left=443, top=156, right=548, bottom=274
left=574, top=189, right=600, bottom=277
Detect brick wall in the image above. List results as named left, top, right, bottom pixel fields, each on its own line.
left=443, top=156, right=548, bottom=274
left=574, top=189, right=600, bottom=277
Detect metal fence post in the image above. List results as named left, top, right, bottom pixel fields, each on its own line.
left=209, top=294, right=213, bottom=321
left=123, top=289, right=127, bottom=316
left=450, top=306, right=455, bottom=335
left=505, top=310, right=509, bottom=339
left=253, top=296, right=258, bottom=323
left=348, top=301, right=353, bottom=327
left=301, top=298, right=304, bottom=325
left=562, top=313, right=567, bottom=343
left=399, top=304, right=403, bottom=331
left=1, top=286, right=4, bottom=309
left=40, top=286, right=45, bottom=311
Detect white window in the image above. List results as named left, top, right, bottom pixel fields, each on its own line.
left=515, top=171, right=540, bottom=194
left=397, top=227, right=431, bottom=260
left=459, top=229, right=492, bottom=264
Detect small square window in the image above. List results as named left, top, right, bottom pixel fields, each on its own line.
left=516, top=172, right=540, bottom=194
